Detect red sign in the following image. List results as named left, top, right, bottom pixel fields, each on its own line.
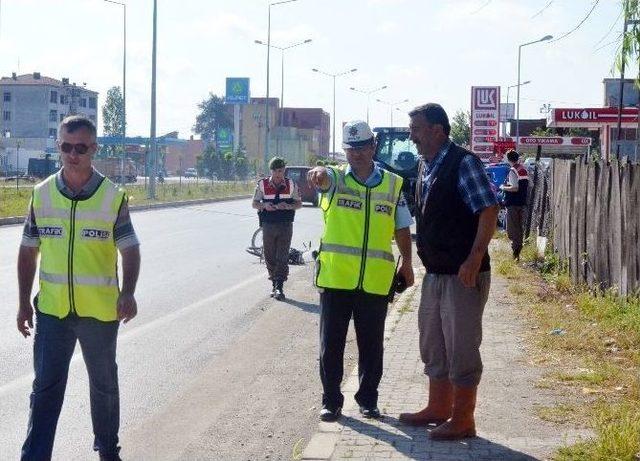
left=473, top=128, right=497, bottom=135
left=471, top=86, right=501, bottom=158
left=497, top=136, right=592, bottom=146
left=550, top=107, right=639, bottom=124
left=520, top=137, right=562, bottom=145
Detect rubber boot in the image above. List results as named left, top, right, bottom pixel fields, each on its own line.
left=513, top=245, right=522, bottom=261
left=429, top=385, right=477, bottom=440
left=274, top=280, right=285, bottom=301
left=398, top=378, right=452, bottom=426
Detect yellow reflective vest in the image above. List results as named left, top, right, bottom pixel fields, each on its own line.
left=315, top=166, right=403, bottom=295
left=32, top=174, right=125, bottom=321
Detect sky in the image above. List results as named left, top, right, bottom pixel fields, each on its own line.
left=0, top=0, right=630, bottom=149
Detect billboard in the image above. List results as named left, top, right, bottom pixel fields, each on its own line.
left=225, top=78, right=250, bottom=104
left=500, top=103, right=515, bottom=122
left=548, top=107, right=640, bottom=127
left=217, top=127, right=233, bottom=148
left=603, top=79, right=639, bottom=108
left=471, top=86, right=501, bottom=160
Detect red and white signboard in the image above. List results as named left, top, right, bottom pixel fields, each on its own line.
left=515, top=136, right=592, bottom=146
left=548, top=107, right=639, bottom=127
left=488, top=137, right=592, bottom=163
left=471, top=86, right=501, bottom=160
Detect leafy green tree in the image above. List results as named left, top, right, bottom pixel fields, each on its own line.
left=234, top=150, right=249, bottom=180
left=616, top=0, right=639, bottom=153
left=101, top=86, right=125, bottom=158
left=450, top=110, right=471, bottom=147
left=531, top=126, right=555, bottom=136
left=197, top=145, right=221, bottom=177
left=193, top=93, right=233, bottom=146
left=220, top=151, right=234, bottom=179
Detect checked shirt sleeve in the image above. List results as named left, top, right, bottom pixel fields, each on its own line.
left=457, top=155, right=499, bottom=214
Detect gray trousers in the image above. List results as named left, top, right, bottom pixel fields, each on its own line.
left=418, top=271, right=491, bottom=387
left=262, top=222, right=293, bottom=281
left=506, top=205, right=526, bottom=254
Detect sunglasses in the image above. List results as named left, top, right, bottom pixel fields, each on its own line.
left=59, top=142, right=94, bottom=155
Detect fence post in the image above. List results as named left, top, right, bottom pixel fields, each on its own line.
left=525, top=145, right=542, bottom=239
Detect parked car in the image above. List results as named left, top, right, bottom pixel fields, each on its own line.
left=184, top=167, right=197, bottom=178
left=285, top=165, right=318, bottom=206
left=523, top=157, right=552, bottom=177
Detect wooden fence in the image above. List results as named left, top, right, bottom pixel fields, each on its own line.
left=528, top=159, right=640, bottom=296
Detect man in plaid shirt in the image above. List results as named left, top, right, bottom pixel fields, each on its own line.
left=399, top=103, right=499, bottom=441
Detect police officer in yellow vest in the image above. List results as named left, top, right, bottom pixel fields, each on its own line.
left=307, top=120, right=414, bottom=422
left=16, top=115, right=140, bottom=461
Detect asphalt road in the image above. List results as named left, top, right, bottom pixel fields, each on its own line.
left=0, top=199, right=353, bottom=460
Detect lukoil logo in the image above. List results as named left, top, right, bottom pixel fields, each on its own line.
left=474, top=88, right=497, bottom=110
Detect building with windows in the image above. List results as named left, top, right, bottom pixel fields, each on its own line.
left=222, top=97, right=330, bottom=171
left=0, top=72, right=98, bottom=174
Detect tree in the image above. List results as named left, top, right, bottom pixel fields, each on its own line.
left=450, top=110, right=471, bottom=147
left=197, top=144, right=221, bottom=177
left=531, top=127, right=555, bottom=136
left=615, top=1, right=640, bottom=154
left=193, top=93, right=233, bottom=146
left=234, top=150, right=249, bottom=180
left=220, top=151, right=235, bottom=179
left=102, top=86, right=125, bottom=158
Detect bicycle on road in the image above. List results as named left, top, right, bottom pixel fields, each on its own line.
left=245, top=226, right=309, bottom=265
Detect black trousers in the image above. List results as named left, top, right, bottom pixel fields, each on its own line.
left=319, top=288, right=388, bottom=409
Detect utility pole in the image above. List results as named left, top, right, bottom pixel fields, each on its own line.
left=148, top=0, right=158, bottom=199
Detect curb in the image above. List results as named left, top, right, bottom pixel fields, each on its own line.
left=0, top=195, right=252, bottom=227
left=301, top=268, right=424, bottom=461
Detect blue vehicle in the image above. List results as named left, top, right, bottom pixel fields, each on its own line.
left=485, top=163, right=509, bottom=228
left=485, top=163, right=510, bottom=193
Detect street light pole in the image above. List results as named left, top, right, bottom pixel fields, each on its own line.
left=264, top=0, right=300, bottom=173
left=104, top=0, right=126, bottom=187
left=505, top=80, right=530, bottom=137
left=376, top=98, right=409, bottom=127
left=350, top=85, right=387, bottom=125
left=255, top=38, right=312, bottom=155
left=312, top=67, right=358, bottom=159
left=516, top=35, right=552, bottom=149
left=148, top=0, right=158, bottom=199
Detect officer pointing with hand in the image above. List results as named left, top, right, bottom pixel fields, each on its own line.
left=307, top=120, right=414, bottom=422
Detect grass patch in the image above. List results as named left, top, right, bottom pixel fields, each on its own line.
left=123, top=181, right=254, bottom=207
left=491, top=240, right=640, bottom=461
left=0, top=185, right=36, bottom=218
left=555, top=401, right=640, bottom=461
left=535, top=403, right=584, bottom=425
left=291, top=437, right=305, bottom=460
left=0, top=180, right=254, bottom=218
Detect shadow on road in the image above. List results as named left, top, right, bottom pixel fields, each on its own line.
left=339, top=414, right=539, bottom=461
left=281, top=298, right=319, bottom=314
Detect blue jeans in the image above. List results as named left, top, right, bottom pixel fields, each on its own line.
left=21, top=309, right=120, bottom=461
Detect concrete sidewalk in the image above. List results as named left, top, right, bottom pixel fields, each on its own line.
left=302, top=268, right=591, bottom=461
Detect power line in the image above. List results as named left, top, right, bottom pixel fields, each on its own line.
left=531, top=0, right=554, bottom=19
left=594, top=35, right=623, bottom=53
left=593, top=9, right=623, bottom=48
left=470, top=0, right=491, bottom=14
left=551, top=0, right=601, bottom=43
